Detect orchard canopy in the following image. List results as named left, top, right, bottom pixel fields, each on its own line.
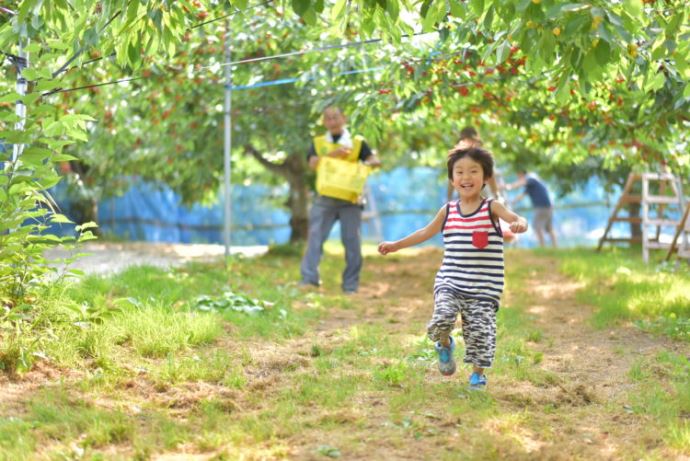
left=0, top=0, right=689, bottom=241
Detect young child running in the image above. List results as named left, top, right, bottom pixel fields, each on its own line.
left=378, top=146, right=528, bottom=390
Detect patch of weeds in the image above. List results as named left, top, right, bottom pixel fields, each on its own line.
left=526, top=329, right=544, bottom=343
left=153, top=350, right=245, bottom=387
left=0, top=334, right=34, bottom=375
left=316, top=444, right=341, bottom=458
left=0, top=388, right=139, bottom=457
left=0, top=417, right=35, bottom=460
left=293, top=373, right=360, bottom=409
left=108, top=303, right=223, bottom=358
left=625, top=351, right=690, bottom=451
left=192, top=291, right=275, bottom=316
left=74, top=325, right=115, bottom=369
left=635, top=314, right=690, bottom=342
left=374, top=361, right=413, bottom=387
left=267, top=242, right=305, bottom=258
left=408, top=337, right=436, bottom=363
left=235, top=403, right=300, bottom=442
left=552, top=248, right=690, bottom=339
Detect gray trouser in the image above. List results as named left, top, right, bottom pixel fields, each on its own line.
left=300, top=195, right=362, bottom=291
left=533, top=207, right=554, bottom=233
left=428, top=291, right=498, bottom=368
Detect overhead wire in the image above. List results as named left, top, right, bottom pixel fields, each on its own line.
left=42, top=30, right=435, bottom=96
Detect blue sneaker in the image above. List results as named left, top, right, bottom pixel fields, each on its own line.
left=434, top=336, right=456, bottom=376
left=469, top=372, right=487, bottom=390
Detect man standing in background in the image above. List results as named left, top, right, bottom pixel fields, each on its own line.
left=300, top=106, right=380, bottom=294
left=506, top=171, right=558, bottom=248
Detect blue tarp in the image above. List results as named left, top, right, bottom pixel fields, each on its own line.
left=50, top=168, right=667, bottom=248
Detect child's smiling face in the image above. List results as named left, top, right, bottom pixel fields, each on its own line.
left=451, top=155, right=485, bottom=199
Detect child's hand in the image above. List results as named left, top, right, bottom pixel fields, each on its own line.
left=378, top=241, right=398, bottom=255
left=510, top=219, right=528, bottom=234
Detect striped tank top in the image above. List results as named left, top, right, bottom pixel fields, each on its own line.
left=434, top=199, right=504, bottom=305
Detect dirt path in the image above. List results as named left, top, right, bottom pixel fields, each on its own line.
left=45, top=242, right=266, bottom=275
left=224, top=249, right=687, bottom=460
left=493, top=252, right=685, bottom=460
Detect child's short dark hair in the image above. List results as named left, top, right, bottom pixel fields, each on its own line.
left=447, top=147, right=494, bottom=180
left=458, top=126, right=480, bottom=142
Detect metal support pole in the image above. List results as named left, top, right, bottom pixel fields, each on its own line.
left=11, top=38, right=29, bottom=164
left=223, top=21, right=233, bottom=261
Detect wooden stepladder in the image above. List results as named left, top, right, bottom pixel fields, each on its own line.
left=597, top=172, right=685, bottom=263
left=667, top=201, right=690, bottom=261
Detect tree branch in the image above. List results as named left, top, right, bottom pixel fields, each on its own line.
left=243, top=144, right=288, bottom=176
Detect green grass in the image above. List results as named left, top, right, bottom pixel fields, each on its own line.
left=0, top=246, right=360, bottom=458
left=2, top=245, right=688, bottom=459
left=548, top=247, right=690, bottom=454
left=627, top=351, right=690, bottom=451
left=153, top=349, right=246, bottom=388
left=546, top=247, right=690, bottom=341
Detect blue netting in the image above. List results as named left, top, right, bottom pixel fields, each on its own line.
left=48, top=168, right=680, bottom=248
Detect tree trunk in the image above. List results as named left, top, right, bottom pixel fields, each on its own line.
left=628, top=202, right=642, bottom=239
left=68, top=197, right=101, bottom=236
left=284, top=153, right=309, bottom=243
left=243, top=145, right=310, bottom=243
left=286, top=174, right=309, bottom=243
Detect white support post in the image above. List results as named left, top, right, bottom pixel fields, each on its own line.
left=642, top=175, right=650, bottom=263
left=11, top=37, right=29, bottom=164
left=223, top=21, right=233, bottom=262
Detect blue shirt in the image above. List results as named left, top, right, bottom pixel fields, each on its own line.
left=524, top=175, right=551, bottom=208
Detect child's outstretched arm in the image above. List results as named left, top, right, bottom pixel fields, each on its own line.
left=490, top=201, right=529, bottom=234
left=378, top=205, right=447, bottom=255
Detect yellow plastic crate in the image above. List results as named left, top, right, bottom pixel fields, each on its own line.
left=316, top=157, right=371, bottom=203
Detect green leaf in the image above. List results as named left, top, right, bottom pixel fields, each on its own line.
left=545, top=3, right=589, bottom=20
left=496, top=40, right=510, bottom=64
left=66, top=128, right=88, bottom=142
left=127, top=0, right=139, bottom=23
left=386, top=0, right=400, bottom=20
left=27, top=234, right=62, bottom=244
left=539, top=31, right=556, bottom=63
left=483, top=4, right=494, bottom=29
left=645, top=72, right=665, bottom=92
left=555, top=80, right=571, bottom=104
left=517, top=0, right=531, bottom=12
left=36, top=80, right=63, bottom=92
left=449, top=0, right=465, bottom=18
left=422, top=0, right=446, bottom=32
left=22, top=69, right=39, bottom=80
left=49, top=214, right=74, bottom=224
left=623, top=0, right=642, bottom=18
left=77, top=233, right=98, bottom=242
left=331, top=0, right=347, bottom=20
left=470, top=0, right=484, bottom=16
left=302, top=8, right=318, bottom=25
left=75, top=221, right=99, bottom=231
left=44, top=121, right=63, bottom=137
left=18, top=0, right=39, bottom=22
left=594, top=40, right=611, bottom=66
left=51, top=153, right=77, bottom=162
left=292, top=0, right=311, bottom=16
left=0, top=93, right=21, bottom=104
left=420, top=0, right=433, bottom=18
left=128, top=41, right=139, bottom=67
left=20, top=147, right=52, bottom=165
left=582, top=50, right=603, bottom=81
